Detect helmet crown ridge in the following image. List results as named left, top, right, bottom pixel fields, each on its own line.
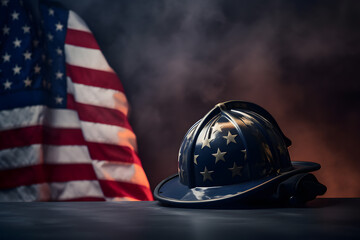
left=178, top=101, right=293, bottom=188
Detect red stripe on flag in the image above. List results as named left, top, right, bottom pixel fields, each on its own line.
left=99, top=180, right=154, bottom=201
left=86, top=142, right=142, bottom=164
left=65, top=29, right=100, bottom=49
left=0, top=126, right=86, bottom=150
left=66, top=94, right=132, bottom=130
left=0, top=164, right=97, bottom=189
left=66, top=64, right=124, bottom=91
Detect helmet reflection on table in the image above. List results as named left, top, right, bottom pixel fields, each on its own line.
left=154, top=101, right=326, bottom=208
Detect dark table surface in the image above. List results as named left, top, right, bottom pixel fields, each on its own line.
left=0, top=198, right=359, bottom=240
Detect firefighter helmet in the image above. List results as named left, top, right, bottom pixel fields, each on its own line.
left=154, top=101, right=324, bottom=207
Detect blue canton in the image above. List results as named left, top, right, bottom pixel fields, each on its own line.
left=0, top=0, right=68, bottom=110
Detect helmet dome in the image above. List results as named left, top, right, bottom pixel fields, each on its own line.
left=178, top=101, right=293, bottom=188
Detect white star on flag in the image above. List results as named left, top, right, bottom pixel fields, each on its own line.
left=13, top=38, right=21, bottom=48
left=11, top=11, right=19, bottom=20
left=12, top=65, right=21, bottom=75
left=48, top=8, right=54, bottom=16
left=34, top=64, right=41, bottom=73
left=47, top=33, right=53, bottom=41
left=55, top=22, right=63, bottom=31
left=23, top=77, right=32, bottom=87
left=23, top=51, right=32, bottom=60
left=2, top=53, right=10, bottom=62
left=55, top=96, right=63, bottom=104
left=55, top=71, right=63, bottom=79
left=22, top=25, right=30, bottom=33
left=2, top=25, right=10, bottom=35
left=3, top=80, right=12, bottom=89
left=56, top=47, right=63, bottom=55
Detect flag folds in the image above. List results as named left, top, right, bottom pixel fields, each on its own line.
left=0, top=0, right=153, bottom=201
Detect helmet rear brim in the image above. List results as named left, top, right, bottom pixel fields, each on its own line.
left=154, top=161, right=320, bottom=207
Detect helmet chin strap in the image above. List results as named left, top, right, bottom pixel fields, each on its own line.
left=273, top=173, right=327, bottom=206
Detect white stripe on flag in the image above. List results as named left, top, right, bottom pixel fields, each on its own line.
left=67, top=10, right=91, bottom=32
left=80, top=121, right=137, bottom=151
left=67, top=77, right=128, bottom=116
left=0, top=181, right=104, bottom=202
left=44, top=145, right=92, bottom=164
left=0, top=105, right=80, bottom=131
left=50, top=180, right=104, bottom=200
left=0, top=145, right=42, bottom=170
left=0, top=183, right=50, bottom=202
left=92, top=160, right=150, bottom=188
left=0, top=145, right=92, bottom=170
left=65, top=44, right=113, bottom=72
left=0, top=106, right=43, bottom=131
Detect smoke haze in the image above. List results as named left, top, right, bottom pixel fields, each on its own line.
left=52, top=0, right=360, bottom=197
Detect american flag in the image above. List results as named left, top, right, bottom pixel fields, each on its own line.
left=0, top=0, right=153, bottom=201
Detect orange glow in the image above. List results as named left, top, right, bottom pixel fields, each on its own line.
left=114, top=92, right=129, bottom=116
left=117, top=128, right=137, bottom=151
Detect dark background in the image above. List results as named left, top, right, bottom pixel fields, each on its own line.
left=50, top=0, right=360, bottom=197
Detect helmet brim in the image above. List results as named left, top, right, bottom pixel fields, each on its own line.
left=154, top=161, right=320, bottom=207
